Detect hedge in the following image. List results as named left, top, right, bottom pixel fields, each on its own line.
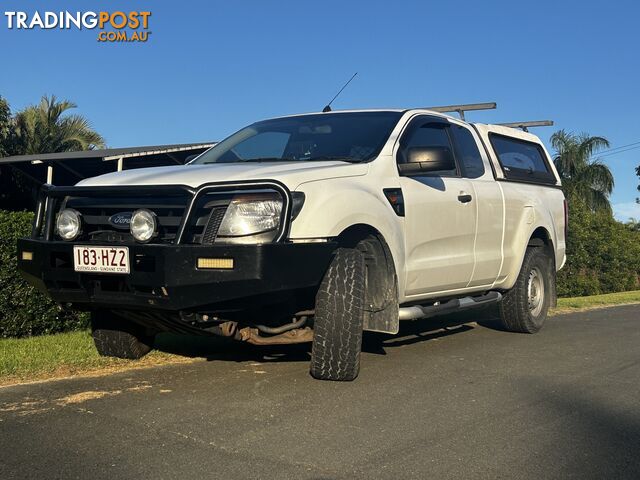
left=556, top=200, right=640, bottom=297
left=0, top=210, right=88, bottom=337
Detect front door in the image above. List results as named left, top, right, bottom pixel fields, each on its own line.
left=397, top=116, right=477, bottom=295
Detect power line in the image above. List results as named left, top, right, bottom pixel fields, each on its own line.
left=596, top=140, right=640, bottom=156
left=598, top=144, right=640, bottom=158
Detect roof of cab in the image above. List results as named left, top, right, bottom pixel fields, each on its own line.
left=267, top=109, right=546, bottom=142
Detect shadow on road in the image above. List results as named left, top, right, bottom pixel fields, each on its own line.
left=152, top=306, right=503, bottom=363
left=362, top=305, right=502, bottom=354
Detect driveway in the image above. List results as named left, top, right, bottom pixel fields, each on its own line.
left=1, top=305, right=639, bottom=479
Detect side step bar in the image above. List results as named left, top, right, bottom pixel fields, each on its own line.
left=398, top=291, right=502, bottom=321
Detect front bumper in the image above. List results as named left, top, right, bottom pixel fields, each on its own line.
left=18, top=239, right=336, bottom=312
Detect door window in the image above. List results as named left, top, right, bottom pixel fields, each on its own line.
left=450, top=125, right=485, bottom=179
left=398, top=119, right=458, bottom=176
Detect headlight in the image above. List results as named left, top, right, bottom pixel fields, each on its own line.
left=130, top=209, right=157, bottom=242
left=217, top=193, right=283, bottom=238
left=56, top=209, right=81, bottom=241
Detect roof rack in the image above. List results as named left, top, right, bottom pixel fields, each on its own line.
left=496, top=120, right=554, bottom=132
left=421, top=102, right=554, bottom=131
left=424, top=102, right=497, bottom=120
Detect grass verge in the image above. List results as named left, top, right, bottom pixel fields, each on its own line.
left=0, top=330, right=196, bottom=387
left=1, top=290, right=639, bottom=386
left=553, top=290, right=640, bottom=314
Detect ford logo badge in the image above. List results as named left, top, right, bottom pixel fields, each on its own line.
left=108, top=212, right=133, bottom=229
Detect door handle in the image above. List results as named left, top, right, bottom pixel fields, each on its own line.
left=458, top=194, right=473, bottom=203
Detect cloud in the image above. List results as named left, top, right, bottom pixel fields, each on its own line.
left=613, top=202, right=640, bottom=222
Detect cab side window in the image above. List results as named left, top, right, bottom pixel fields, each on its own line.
left=489, top=134, right=555, bottom=184
left=450, top=125, right=485, bottom=179
left=398, top=121, right=458, bottom=177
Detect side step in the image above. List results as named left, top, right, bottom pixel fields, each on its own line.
left=398, top=291, right=502, bottom=321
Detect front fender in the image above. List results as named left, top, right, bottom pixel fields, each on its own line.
left=289, top=177, right=406, bottom=296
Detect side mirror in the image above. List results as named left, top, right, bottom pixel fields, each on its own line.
left=398, top=146, right=456, bottom=175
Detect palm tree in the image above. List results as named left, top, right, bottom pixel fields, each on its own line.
left=13, top=95, right=105, bottom=154
left=626, top=218, right=640, bottom=232
left=551, top=130, right=614, bottom=213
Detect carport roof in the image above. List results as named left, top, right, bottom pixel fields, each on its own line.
left=0, top=143, right=215, bottom=164
left=0, top=142, right=217, bottom=187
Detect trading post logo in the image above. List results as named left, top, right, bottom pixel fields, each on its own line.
left=3, top=11, right=152, bottom=43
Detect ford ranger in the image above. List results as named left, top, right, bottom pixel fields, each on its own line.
left=18, top=109, right=567, bottom=381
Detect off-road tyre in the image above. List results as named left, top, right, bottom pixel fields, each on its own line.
left=499, top=246, right=554, bottom=333
left=91, top=310, right=155, bottom=359
left=310, top=248, right=366, bottom=381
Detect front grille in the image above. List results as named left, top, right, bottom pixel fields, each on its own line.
left=62, top=193, right=192, bottom=244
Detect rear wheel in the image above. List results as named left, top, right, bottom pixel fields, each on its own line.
left=91, top=310, right=155, bottom=359
left=499, top=247, right=554, bottom=333
left=310, top=248, right=366, bottom=381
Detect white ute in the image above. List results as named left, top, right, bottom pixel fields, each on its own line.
left=18, top=108, right=566, bottom=381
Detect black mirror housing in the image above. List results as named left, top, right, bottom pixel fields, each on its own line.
left=399, top=146, right=456, bottom=175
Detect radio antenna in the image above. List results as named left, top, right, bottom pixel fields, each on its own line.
left=322, top=72, right=358, bottom=112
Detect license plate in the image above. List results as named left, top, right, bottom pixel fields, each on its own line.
left=73, top=246, right=130, bottom=274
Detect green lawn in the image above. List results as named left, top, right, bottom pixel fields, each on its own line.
left=1, top=290, right=639, bottom=386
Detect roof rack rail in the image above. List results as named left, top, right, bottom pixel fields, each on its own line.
left=497, top=120, right=554, bottom=132
left=423, top=102, right=497, bottom=120
left=420, top=103, right=553, bottom=131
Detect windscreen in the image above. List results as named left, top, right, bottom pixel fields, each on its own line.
left=191, top=112, right=402, bottom=164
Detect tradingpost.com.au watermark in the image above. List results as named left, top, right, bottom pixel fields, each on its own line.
left=4, top=11, right=152, bottom=42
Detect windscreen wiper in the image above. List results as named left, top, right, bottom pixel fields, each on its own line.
left=202, top=158, right=296, bottom=164
left=240, top=158, right=297, bottom=163
left=202, top=157, right=361, bottom=164
left=304, top=156, right=362, bottom=163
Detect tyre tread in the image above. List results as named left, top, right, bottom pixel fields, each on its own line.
left=310, top=248, right=366, bottom=381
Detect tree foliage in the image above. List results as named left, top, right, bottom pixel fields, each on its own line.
left=636, top=164, right=639, bottom=204
left=0, top=96, right=11, bottom=157
left=12, top=95, right=105, bottom=154
left=626, top=218, right=640, bottom=232
left=0, top=94, right=105, bottom=211
left=551, top=130, right=614, bottom=213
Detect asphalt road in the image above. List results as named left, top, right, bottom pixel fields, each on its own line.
left=1, top=304, right=639, bottom=480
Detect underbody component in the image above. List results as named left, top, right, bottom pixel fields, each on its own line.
left=237, top=326, right=314, bottom=345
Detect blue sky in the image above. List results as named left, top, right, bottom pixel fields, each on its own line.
left=1, top=0, right=639, bottom=219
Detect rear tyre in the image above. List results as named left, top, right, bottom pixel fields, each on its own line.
left=499, top=247, right=554, bottom=333
left=310, top=248, right=366, bottom=381
left=91, top=310, right=155, bottom=359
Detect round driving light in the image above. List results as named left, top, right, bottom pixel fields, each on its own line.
left=56, top=209, right=81, bottom=241
left=130, top=209, right=157, bottom=242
